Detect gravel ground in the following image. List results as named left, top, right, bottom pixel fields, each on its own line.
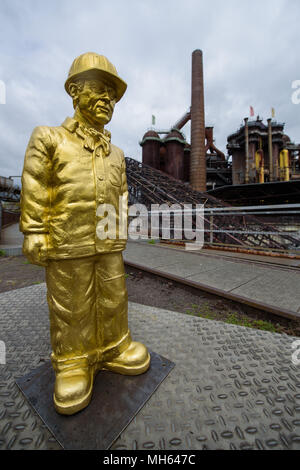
left=0, top=254, right=300, bottom=337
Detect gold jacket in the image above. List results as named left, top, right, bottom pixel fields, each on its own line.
left=20, top=117, right=128, bottom=260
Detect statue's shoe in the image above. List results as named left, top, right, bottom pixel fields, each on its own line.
left=101, top=341, right=150, bottom=375
left=52, top=357, right=94, bottom=415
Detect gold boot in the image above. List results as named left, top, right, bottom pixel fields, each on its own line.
left=100, top=341, right=150, bottom=376
left=52, top=355, right=95, bottom=415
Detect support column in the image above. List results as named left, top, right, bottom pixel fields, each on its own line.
left=268, top=119, right=273, bottom=181
left=273, top=143, right=279, bottom=180
left=244, top=118, right=249, bottom=184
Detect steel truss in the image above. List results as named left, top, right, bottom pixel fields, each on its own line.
left=125, top=157, right=300, bottom=252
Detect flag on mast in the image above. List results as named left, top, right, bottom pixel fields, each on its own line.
left=250, top=106, right=254, bottom=117
left=152, top=115, right=156, bottom=126
left=271, top=107, right=275, bottom=118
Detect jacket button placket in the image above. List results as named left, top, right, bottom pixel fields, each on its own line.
left=94, top=145, right=106, bottom=206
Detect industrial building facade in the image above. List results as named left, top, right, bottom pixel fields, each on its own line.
left=227, top=117, right=300, bottom=186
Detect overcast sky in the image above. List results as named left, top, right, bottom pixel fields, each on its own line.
left=0, top=0, right=300, bottom=180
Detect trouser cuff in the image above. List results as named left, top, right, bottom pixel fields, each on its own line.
left=50, top=330, right=132, bottom=369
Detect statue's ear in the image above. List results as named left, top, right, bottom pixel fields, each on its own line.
left=68, top=83, right=81, bottom=109
left=68, top=83, right=78, bottom=99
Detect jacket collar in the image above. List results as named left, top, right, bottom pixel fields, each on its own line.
left=61, top=117, right=111, bottom=155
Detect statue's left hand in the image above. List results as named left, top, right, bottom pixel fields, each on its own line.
left=23, top=233, right=49, bottom=267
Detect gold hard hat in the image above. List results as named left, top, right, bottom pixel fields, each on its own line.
left=65, top=52, right=127, bottom=102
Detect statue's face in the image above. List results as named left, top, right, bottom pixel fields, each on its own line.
left=72, top=78, right=116, bottom=127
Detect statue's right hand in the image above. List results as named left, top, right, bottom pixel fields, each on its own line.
left=23, top=234, right=49, bottom=266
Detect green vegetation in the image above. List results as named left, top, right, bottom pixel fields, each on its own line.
left=224, top=312, right=277, bottom=333
left=183, top=303, right=279, bottom=333
left=0, top=250, right=5, bottom=257
left=147, top=239, right=156, bottom=245
left=22, top=260, right=42, bottom=268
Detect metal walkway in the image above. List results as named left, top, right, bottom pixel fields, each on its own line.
left=0, top=284, right=300, bottom=450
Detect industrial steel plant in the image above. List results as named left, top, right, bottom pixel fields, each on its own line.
left=1, top=50, right=300, bottom=254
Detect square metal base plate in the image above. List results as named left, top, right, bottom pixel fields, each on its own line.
left=16, top=351, right=175, bottom=450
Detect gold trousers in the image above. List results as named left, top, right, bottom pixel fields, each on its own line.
left=46, top=252, right=131, bottom=366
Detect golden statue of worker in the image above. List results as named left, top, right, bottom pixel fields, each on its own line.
left=20, top=53, right=150, bottom=415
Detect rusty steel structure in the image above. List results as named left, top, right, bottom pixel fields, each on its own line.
left=140, top=122, right=230, bottom=189
left=0, top=176, right=21, bottom=234
left=0, top=176, right=20, bottom=202
left=205, top=127, right=225, bottom=161
left=140, top=49, right=300, bottom=211
left=140, top=50, right=231, bottom=191
left=267, top=118, right=274, bottom=182
left=163, top=129, right=186, bottom=180
left=227, top=117, right=300, bottom=186
left=125, top=157, right=300, bottom=252
left=140, top=130, right=161, bottom=169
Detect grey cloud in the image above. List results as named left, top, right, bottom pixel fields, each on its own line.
left=0, top=0, right=299, bottom=179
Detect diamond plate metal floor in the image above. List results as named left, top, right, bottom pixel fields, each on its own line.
left=1, top=283, right=300, bottom=450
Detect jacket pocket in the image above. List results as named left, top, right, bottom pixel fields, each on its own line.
left=109, top=163, right=122, bottom=187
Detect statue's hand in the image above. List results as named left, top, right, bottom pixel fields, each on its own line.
left=23, top=234, right=49, bottom=266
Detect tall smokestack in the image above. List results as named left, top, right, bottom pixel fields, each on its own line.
left=190, top=49, right=206, bottom=192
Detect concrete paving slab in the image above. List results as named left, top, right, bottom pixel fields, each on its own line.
left=202, top=248, right=300, bottom=269
left=189, top=261, right=266, bottom=292
left=156, top=261, right=220, bottom=278
left=0, top=223, right=23, bottom=256
left=232, top=270, right=300, bottom=313
left=123, top=255, right=175, bottom=270
left=124, top=241, right=300, bottom=319
left=0, top=244, right=23, bottom=256
left=0, top=284, right=300, bottom=450
left=125, top=242, right=227, bottom=272
left=0, top=223, right=23, bottom=245
left=124, top=245, right=186, bottom=270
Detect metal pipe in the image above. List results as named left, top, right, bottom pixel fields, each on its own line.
left=244, top=118, right=249, bottom=184
left=267, top=118, right=273, bottom=181
left=273, top=144, right=279, bottom=180
left=280, top=149, right=290, bottom=182
left=190, top=49, right=206, bottom=192
left=255, top=150, right=264, bottom=183
left=285, top=150, right=290, bottom=182
left=279, top=149, right=290, bottom=181
left=172, top=110, right=191, bottom=131
left=205, top=127, right=225, bottom=160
